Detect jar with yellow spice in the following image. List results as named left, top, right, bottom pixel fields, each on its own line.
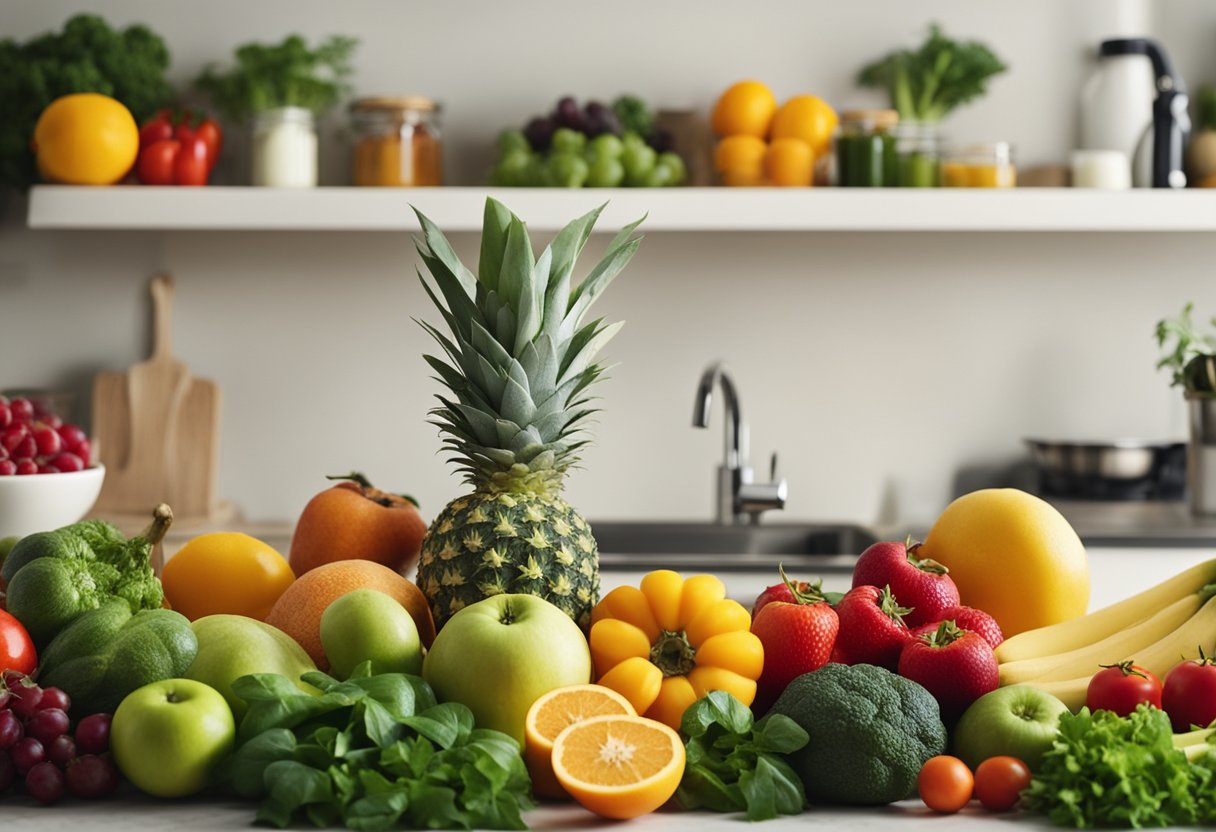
left=350, top=97, right=442, bottom=186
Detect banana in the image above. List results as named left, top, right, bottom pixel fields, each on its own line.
left=998, top=593, right=1202, bottom=686
left=1022, top=595, right=1216, bottom=712
left=995, top=558, right=1216, bottom=663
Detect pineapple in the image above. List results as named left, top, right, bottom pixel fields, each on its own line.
left=414, top=198, right=642, bottom=630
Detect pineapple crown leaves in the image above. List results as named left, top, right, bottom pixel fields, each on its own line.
left=413, top=197, right=643, bottom=492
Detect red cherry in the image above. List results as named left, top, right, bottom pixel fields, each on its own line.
left=31, top=426, right=61, bottom=457
left=0, top=460, right=13, bottom=476
left=0, top=402, right=10, bottom=430
left=8, top=398, right=34, bottom=424
left=75, top=438, right=92, bottom=467
left=9, top=435, right=36, bottom=460
left=0, top=425, right=27, bottom=453
left=48, top=452, right=84, bottom=473
left=14, top=459, right=37, bottom=475
left=57, top=423, right=86, bottom=449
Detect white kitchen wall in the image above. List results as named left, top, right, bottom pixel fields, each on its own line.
left=2, top=0, right=1213, bottom=529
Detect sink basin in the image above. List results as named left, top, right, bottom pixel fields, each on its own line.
left=588, top=521, right=877, bottom=573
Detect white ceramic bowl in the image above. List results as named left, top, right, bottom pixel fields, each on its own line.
left=0, top=464, right=106, bottom=540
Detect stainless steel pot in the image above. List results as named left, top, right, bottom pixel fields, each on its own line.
left=1025, top=438, right=1187, bottom=500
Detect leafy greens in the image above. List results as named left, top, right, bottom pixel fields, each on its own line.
left=217, top=664, right=533, bottom=831
left=676, top=691, right=808, bottom=821
left=1155, top=302, right=1216, bottom=394
left=857, top=23, right=1007, bottom=123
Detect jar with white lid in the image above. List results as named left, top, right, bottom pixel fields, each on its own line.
left=251, top=106, right=318, bottom=187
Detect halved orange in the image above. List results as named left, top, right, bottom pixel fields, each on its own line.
left=524, top=685, right=636, bottom=799
left=551, top=714, right=685, bottom=819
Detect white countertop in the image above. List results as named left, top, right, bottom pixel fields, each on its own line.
left=0, top=790, right=1058, bottom=830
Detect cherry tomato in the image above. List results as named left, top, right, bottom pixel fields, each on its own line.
left=0, top=608, right=36, bottom=676
left=973, top=756, right=1031, bottom=812
left=1163, top=654, right=1216, bottom=732
left=173, top=136, right=210, bottom=186
left=136, top=139, right=180, bottom=185
left=918, top=755, right=973, bottom=813
left=1086, top=661, right=1163, bottom=717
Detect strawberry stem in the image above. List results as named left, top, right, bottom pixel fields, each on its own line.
left=879, top=585, right=914, bottom=623
left=923, top=619, right=964, bottom=648
left=779, top=563, right=828, bottom=606
left=906, top=539, right=949, bottom=576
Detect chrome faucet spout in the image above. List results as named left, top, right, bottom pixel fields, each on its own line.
left=693, top=362, right=743, bottom=468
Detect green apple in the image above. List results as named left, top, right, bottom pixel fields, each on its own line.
left=320, top=589, right=423, bottom=680
left=184, top=614, right=318, bottom=718
left=423, top=594, right=591, bottom=746
left=953, top=685, right=1070, bottom=771
left=111, top=678, right=235, bottom=798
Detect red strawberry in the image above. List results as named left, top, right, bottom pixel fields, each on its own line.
left=935, top=604, right=1003, bottom=650
left=750, top=574, right=840, bottom=714
left=751, top=569, right=841, bottom=620
left=851, top=539, right=959, bottom=626
left=833, top=584, right=913, bottom=670
left=897, top=620, right=999, bottom=721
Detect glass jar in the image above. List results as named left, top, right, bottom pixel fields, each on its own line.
left=892, top=121, right=942, bottom=187
left=942, top=143, right=1017, bottom=187
left=350, top=97, right=443, bottom=187
left=835, top=109, right=899, bottom=187
left=251, top=106, right=318, bottom=188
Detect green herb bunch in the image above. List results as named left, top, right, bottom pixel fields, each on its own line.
left=676, top=691, right=809, bottom=821
left=0, top=13, right=173, bottom=189
left=194, top=34, right=357, bottom=123
left=858, top=23, right=1007, bottom=123
left=1156, top=302, right=1216, bottom=395
left=219, top=665, right=533, bottom=831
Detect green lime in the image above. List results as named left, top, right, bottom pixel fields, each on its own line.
left=586, top=156, right=625, bottom=187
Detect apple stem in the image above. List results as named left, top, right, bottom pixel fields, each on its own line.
left=139, top=503, right=174, bottom=547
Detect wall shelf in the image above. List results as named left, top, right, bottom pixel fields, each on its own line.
left=26, top=185, right=1216, bottom=233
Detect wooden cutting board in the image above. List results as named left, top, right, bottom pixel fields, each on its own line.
left=92, top=274, right=222, bottom=522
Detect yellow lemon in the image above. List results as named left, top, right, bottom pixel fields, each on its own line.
left=33, top=93, right=139, bottom=185
left=918, top=489, right=1089, bottom=637
left=770, top=95, right=838, bottom=158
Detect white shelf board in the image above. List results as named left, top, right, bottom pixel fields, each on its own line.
left=26, top=185, right=1216, bottom=232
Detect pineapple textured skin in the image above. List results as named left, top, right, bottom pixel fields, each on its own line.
left=417, top=491, right=600, bottom=630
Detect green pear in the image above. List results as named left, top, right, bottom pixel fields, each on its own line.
left=185, top=614, right=318, bottom=718
left=320, top=589, right=423, bottom=680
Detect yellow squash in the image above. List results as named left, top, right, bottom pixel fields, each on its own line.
left=589, top=570, right=763, bottom=730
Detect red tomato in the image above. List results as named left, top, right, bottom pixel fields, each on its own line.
left=1087, top=661, right=1163, bottom=716
left=973, top=756, right=1031, bottom=812
left=195, top=118, right=223, bottom=172
left=0, top=609, right=36, bottom=676
left=173, top=136, right=210, bottom=186
left=918, top=755, right=973, bottom=814
left=1163, top=655, right=1216, bottom=732
left=138, top=119, right=173, bottom=149
left=136, top=139, right=181, bottom=185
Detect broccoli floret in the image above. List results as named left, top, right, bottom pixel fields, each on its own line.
left=612, top=95, right=653, bottom=137
left=770, top=663, right=947, bottom=805
left=0, top=13, right=173, bottom=189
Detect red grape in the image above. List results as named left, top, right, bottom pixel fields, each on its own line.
left=9, top=684, right=43, bottom=719
left=12, top=737, right=45, bottom=775
left=8, top=399, right=33, bottom=424
left=26, top=708, right=69, bottom=745
left=30, top=426, right=61, bottom=457
left=74, top=714, right=111, bottom=755
left=57, top=424, right=86, bottom=452
left=0, top=710, right=22, bottom=748
left=0, top=750, right=13, bottom=792
left=65, top=754, right=118, bottom=799
left=14, top=459, right=37, bottom=475
left=24, top=761, right=64, bottom=805
left=46, top=734, right=76, bottom=767
left=49, top=452, right=83, bottom=473
left=0, top=460, right=14, bottom=476
left=0, top=401, right=10, bottom=430
left=37, top=688, right=70, bottom=713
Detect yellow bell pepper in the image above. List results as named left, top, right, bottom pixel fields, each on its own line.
left=589, top=570, right=764, bottom=729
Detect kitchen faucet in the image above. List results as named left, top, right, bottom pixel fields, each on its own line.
left=692, top=362, right=788, bottom=525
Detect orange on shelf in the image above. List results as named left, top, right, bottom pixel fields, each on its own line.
left=714, top=135, right=768, bottom=186
left=770, top=95, right=838, bottom=157
left=764, top=138, right=815, bottom=186
left=711, top=81, right=777, bottom=139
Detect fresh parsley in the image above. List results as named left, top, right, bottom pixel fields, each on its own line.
left=676, top=691, right=808, bottom=821
left=217, top=664, right=533, bottom=831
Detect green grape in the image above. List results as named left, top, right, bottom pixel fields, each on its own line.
left=491, top=148, right=532, bottom=186
left=551, top=127, right=588, bottom=155
left=526, top=154, right=552, bottom=186
left=588, top=133, right=624, bottom=161
left=657, top=152, right=687, bottom=186
left=621, top=144, right=657, bottom=186
left=497, top=129, right=530, bottom=157
left=548, top=152, right=590, bottom=188
left=586, top=156, right=626, bottom=188
left=642, top=161, right=676, bottom=188
left=621, top=130, right=647, bottom=151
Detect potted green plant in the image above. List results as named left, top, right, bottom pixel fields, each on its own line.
left=194, top=34, right=356, bottom=187
left=1156, top=303, right=1216, bottom=514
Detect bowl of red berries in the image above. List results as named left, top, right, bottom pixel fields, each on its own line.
left=0, top=396, right=104, bottom=540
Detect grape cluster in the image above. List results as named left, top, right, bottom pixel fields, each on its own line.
left=0, top=396, right=92, bottom=476
left=0, top=672, right=118, bottom=805
left=491, top=95, right=686, bottom=188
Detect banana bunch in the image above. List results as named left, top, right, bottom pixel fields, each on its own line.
left=995, top=558, right=1216, bottom=711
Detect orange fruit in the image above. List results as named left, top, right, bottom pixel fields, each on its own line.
left=770, top=95, right=838, bottom=157
left=162, top=532, right=295, bottom=621
left=763, top=138, right=815, bottom=187
left=33, top=93, right=139, bottom=185
left=918, top=489, right=1089, bottom=637
left=551, top=714, right=684, bottom=819
left=263, top=560, right=436, bottom=669
left=711, top=80, right=777, bottom=138
left=713, top=135, right=768, bottom=186
left=524, top=684, right=636, bottom=799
